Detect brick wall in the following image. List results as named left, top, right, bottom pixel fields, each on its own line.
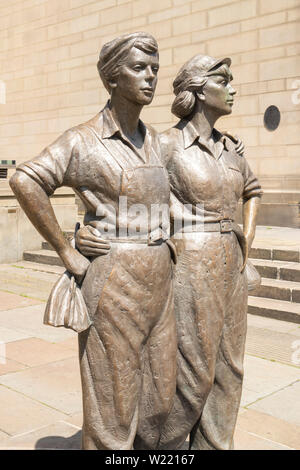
left=0, top=0, right=299, bottom=190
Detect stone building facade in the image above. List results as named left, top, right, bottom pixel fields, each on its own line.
left=0, top=0, right=299, bottom=261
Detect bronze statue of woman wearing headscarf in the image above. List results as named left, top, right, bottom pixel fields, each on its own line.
left=9, top=32, right=177, bottom=450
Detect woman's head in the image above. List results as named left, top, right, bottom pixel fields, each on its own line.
left=171, top=55, right=234, bottom=118
left=97, top=32, right=159, bottom=99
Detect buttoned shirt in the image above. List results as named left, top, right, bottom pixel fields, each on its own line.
left=160, top=118, right=263, bottom=232
left=17, top=102, right=169, bottom=237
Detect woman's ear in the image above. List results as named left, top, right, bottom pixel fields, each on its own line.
left=108, top=81, right=117, bottom=90
left=196, top=91, right=205, bottom=102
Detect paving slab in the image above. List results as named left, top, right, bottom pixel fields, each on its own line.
left=63, top=412, right=83, bottom=429
left=58, top=336, right=78, bottom=352
left=0, top=291, right=42, bottom=311
left=247, top=313, right=300, bottom=336
left=2, top=338, right=76, bottom=368
left=0, top=358, right=27, bottom=376
left=0, top=386, right=67, bottom=436
left=249, top=381, right=300, bottom=426
left=0, top=430, right=9, bottom=444
left=0, top=304, right=76, bottom=343
left=0, top=326, right=32, bottom=343
left=242, top=355, right=300, bottom=397
left=0, top=421, right=82, bottom=450
left=0, top=357, right=82, bottom=415
left=240, top=388, right=263, bottom=407
left=234, top=427, right=294, bottom=450
left=236, top=409, right=300, bottom=450
left=245, top=324, right=300, bottom=366
left=254, top=226, right=300, bottom=249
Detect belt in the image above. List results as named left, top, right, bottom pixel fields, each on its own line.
left=103, top=226, right=169, bottom=246
left=174, top=220, right=247, bottom=272
left=179, top=219, right=234, bottom=234
left=108, top=238, right=160, bottom=245
left=106, top=236, right=177, bottom=264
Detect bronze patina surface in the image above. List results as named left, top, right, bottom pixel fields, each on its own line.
left=10, top=33, right=262, bottom=450
left=154, top=55, right=262, bottom=450
left=79, top=53, right=263, bottom=450
left=9, top=32, right=177, bottom=450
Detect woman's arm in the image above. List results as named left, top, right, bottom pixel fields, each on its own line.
left=243, top=196, right=261, bottom=255
left=10, top=171, right=90, bottom=281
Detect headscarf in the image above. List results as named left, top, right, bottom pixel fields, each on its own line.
left=97, top=32, right=158, bottom=92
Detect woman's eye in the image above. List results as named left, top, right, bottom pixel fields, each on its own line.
left=152, top=67, right=159, bottom=74
left=133, top=66, right=142, bottom=71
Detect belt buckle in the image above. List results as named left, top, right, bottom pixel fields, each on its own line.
left=148, top=227, right=163, bottom=246
left=220, top=220, right=232, bottom=233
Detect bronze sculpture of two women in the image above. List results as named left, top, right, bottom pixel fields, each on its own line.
left=9, top=32, right=262, bottom=450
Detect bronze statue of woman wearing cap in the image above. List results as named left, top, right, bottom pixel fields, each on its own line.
left=9, top=32, right=177, bottom=450
left=149, top=54, right=262, bottom=450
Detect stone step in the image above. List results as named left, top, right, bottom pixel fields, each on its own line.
left=250, top=246, right=300, bottom=263
left=42, top=241, right=54, bottom=251
left=0, top=261, right=64, bottom=301
left=253, top=277, right=300, bottom=303
left=248, top=296, right=300, bottom=324
left=23, top=249, right=63, bottom=267
left=251, top=258, right=300, bottom=282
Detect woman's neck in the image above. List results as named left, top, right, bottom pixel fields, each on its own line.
left=110, top=94, right=142, bottom=139
left=190, top=102, right=219, bottom=142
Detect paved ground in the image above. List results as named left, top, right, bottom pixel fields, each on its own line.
left=254, top=225, right=300, bottom=250
left=0, top=225, right=299, bottom=450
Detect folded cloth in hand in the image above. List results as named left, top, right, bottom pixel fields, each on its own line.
left=43, top=270, right=92, bottom=333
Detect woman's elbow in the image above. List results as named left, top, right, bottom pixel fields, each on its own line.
left=9, top=171, right=31, bottom=196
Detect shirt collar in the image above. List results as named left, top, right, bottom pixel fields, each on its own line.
left=102, top=102, right=121, bottom=139
left=101, top=101, right=147, bottom=142
left=180, top=119, right=228, bottom=158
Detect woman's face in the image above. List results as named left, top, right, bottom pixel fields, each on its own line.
left=200, top=65, right=236, bottom=117
left=112, top=46, right=159, bottom=106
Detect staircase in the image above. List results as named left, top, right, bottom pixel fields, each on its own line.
left=23, top=235, right=300, bottom=324
left=248, top=246, right=300, bottom=324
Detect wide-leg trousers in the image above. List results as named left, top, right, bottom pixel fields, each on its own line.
left=78, top=242, right=177, bottom=450
left=158, top=231, right=248, bottom=450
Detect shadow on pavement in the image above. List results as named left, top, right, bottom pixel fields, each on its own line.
left=35, top=430, right=81, bottom=450
left=35, top=431, right=189, bottom=450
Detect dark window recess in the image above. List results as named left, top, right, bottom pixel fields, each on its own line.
left=0, top=168, right=8, bottom=179
left=264, top=105, right=281, bottom=131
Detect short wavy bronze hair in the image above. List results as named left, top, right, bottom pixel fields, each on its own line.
left=97, top=32, right=158, bottom=93
left=171, top=55, right=231, bottom=118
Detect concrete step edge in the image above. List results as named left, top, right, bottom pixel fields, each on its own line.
left=250, top=246, right=300, bottom=263
left=260, top=277, right=300, bottom=289
left=251, top=258, right=300, bottom=282
left=253, top=278, right=300, bottom=303
left=248, top=296, right=300, bottom=324
left=23, top=250, right=63, bottom=267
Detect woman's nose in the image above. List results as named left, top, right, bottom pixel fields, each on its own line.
left=229, top=84, right=237, bottom=95
left=145, top=66, right=155, bottom=81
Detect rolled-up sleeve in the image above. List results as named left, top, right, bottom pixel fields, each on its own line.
left=17, top=129, right=79, bottom=196
left=242, top=158, right=263, bottom=202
